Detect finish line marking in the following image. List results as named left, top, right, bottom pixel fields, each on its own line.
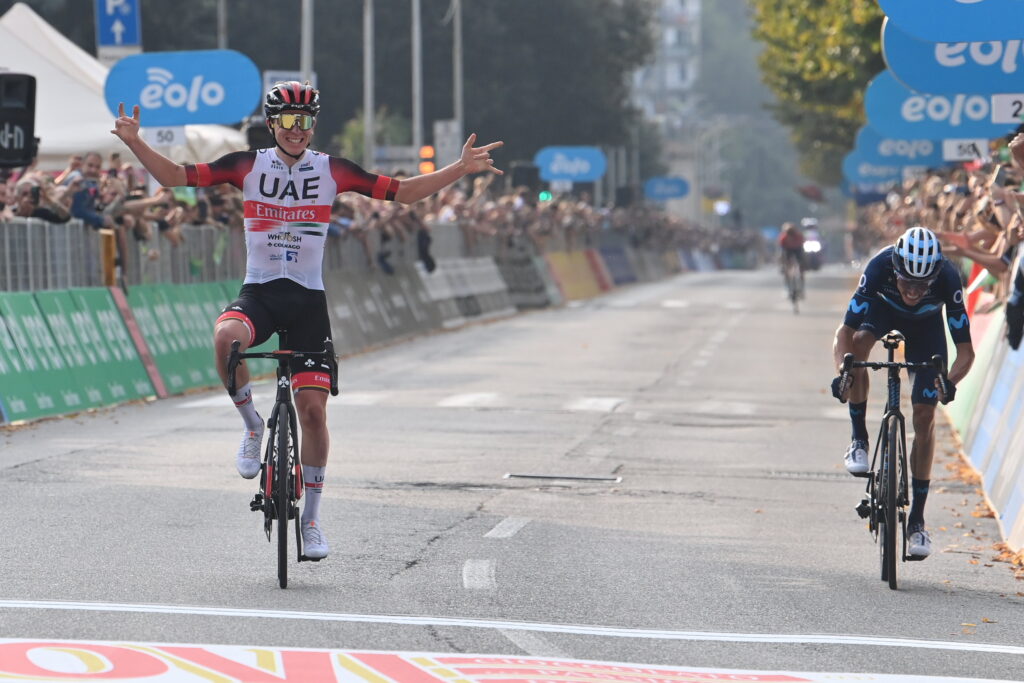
left=0, top=600, right=1022, bottom=656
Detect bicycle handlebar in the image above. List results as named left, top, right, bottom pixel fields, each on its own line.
left=226, top=339, right=340, bottom=397
left=838, top=352, right=951, bottom=403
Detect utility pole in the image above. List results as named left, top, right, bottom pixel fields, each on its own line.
left=452, top=0, right=464, bottom=142
left=217, top=0, right=228, bottom=49
left=300, top=0, right=313, bottom=84
left=363, top=0, right=375, bottom=170
left=412, top=0, right=423, bottom=156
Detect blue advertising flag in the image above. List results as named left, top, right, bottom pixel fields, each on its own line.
left=883, top=18, right=1024, bottom=95
left=853, top=126, right=946, bottom=167
left=104, top=50, right=261, bottom=126
left=864, top=70, right=1016, bottom=140
left=533, top=147, right=607, bottom=182
left=878, top=0, right=1024, bottom=42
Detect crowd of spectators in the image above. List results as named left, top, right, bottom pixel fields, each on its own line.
left=849, top=133, right=1024, bottom=346
left=1, top=149, right=764, bottom=276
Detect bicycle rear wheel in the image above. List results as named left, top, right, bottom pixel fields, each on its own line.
left=879, top=416, right=899, bottom=590
left=274, top=402, right=292, bottom=589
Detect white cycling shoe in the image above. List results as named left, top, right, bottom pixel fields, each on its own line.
left=301, top=519, right=329, bottom=559
left=844, top=439, right=869, bottom=476
left=907, top=523, right=932, bottom=558
left=235, top=422, right=264, bottom=480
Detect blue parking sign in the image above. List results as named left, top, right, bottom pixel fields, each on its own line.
left=95, top=0, right=141, bottom=48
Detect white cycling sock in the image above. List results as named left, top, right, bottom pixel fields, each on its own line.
left=302, top=465, right=325, bottom=524
left=230, top=383, right=262, bottom=431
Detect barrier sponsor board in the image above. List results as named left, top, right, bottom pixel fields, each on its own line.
left=883, top=18, right=1024, bottom=95
left=865, top=70, right=1017, bottom=139
left=841, top=151, right=911, bottom=186
left=878, top=0, right=1024, bottom=42
left=104, top=50, right=261, bottom=126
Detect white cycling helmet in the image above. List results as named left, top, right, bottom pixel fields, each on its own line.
left=892, top=226, right=943, bottom=281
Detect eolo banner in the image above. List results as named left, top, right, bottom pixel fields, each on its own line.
left=876, top=0, right=1024, bottom=42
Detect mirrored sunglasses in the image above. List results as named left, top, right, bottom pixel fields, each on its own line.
left=273, top=114, right=315, bottom=131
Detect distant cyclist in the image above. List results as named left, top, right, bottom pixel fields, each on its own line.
left=778, top=222, right=805, bottom=282
left=111, top=82, right=503, bottom=560
left=831, top=226, right=974, bottom=559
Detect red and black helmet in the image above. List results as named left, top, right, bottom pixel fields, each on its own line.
left=264, top=81, right=320, bottom=118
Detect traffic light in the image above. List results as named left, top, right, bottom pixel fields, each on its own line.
left=418, top=145, right=435, bottom=174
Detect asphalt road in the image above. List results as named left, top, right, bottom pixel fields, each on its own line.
left=1, top=265, right=1021, bottom=681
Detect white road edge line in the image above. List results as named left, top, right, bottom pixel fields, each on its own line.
left=484, top=517, right=531, bottom=539
left=1, top=600, right=1023, bottom=655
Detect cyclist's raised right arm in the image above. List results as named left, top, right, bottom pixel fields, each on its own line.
left=110, top=103, right=187, bottom=187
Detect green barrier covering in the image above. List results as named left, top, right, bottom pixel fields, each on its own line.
left=35, top=290, right=119, bottom=407
left=0, top=292, right=95, bottom=421
left=69, top=288, right=155, bottom=401
left=127, top=285, right=196, bottom=393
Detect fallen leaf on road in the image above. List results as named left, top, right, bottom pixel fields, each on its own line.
left=982, top=618, right=996, bottom=623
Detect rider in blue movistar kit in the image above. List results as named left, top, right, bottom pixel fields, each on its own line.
left=831, top=227, right=975, bottom=559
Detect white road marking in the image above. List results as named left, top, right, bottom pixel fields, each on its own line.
left=661, top=299, right=690, bottom=309
left=484, top=517, right=531, bottom=539
left=698, top=401, right=758, bottom=416
left=461, top=560, right=496, bottom=589
left=438, top=393, right=500, bottom=408
left=822, top=406, right=852, bottom=421
left=498, top=628, right=570, bottom=657
left=336, top=392, right=389, bottom=406
left=564, top=397, right=623, bottom=412
left=3, top=601, right=1023, bottom=655
left=177, top=395, right=239, bottom=409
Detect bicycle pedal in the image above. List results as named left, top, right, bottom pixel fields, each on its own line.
left=249, top=494, right=264, bottom=512
left=905, top=554, right=927, bottom=562
left=299, top=555, right=323, bottom=563
left=855, top=499, right=871, bottom=519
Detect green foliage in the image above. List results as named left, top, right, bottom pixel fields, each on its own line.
left=749, top=0, right=885, bottom=184
left=331, top=107, right=411, bottom=162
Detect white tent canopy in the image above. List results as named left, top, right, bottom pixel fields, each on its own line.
left=0, top=2, right=246, bottom=170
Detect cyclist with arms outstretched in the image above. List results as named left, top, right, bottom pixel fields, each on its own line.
left=831, top=227, right=974, bottom=559
left=111, top=82, right=503, bottom=559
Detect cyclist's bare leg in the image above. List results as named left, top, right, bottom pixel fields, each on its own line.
left=909, top=403, right=936, bottom=480
left=848, top=329, right=878, bottom=403
left=214, top=319, right=253, bottom=388
left=295, top=389, right=329, bottom=467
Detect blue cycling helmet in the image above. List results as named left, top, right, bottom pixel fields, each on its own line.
left=892, top=226, right=943, bottom=281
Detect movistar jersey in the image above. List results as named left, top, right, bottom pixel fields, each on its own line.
left=184, top=149, right=400, bottom=290
left=844, top=246, right=971, bottom=344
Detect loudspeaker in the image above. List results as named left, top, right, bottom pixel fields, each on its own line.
left=509, top=161, right=540, bottom=193
left=246, top=120, right=275, bottom=151
left=0, top=73, right=37, bottom=168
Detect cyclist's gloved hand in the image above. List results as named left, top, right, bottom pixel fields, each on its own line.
left=831, top=374, right=852, bottom=402
left=937, top=378, right=957, bottom=404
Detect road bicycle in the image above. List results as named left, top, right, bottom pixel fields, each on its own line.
left=227, top=336, right=338, bottom=588
left=837, top=331, right=949, bottom=590
left=783, top=255, right=804, bottom=314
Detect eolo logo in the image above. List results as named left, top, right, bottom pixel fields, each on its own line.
left=140, top=68, right=225, bottom=112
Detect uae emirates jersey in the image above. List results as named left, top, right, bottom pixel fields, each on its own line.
left=185, top=148, right=399, bottom=290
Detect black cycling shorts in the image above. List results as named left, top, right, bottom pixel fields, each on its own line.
left=857, top=306, right=946, bottom=406
left=217, top=278, right=333, bottom=392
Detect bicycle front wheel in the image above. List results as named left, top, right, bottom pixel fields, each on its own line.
left=879, top=416, right=899, bottom=590
left=274, top=402, right=292, bottom=589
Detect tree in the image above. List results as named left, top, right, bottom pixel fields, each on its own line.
left=749, top=0, right=885, bottom=184
left=2, top=0, right=658, bottom=173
